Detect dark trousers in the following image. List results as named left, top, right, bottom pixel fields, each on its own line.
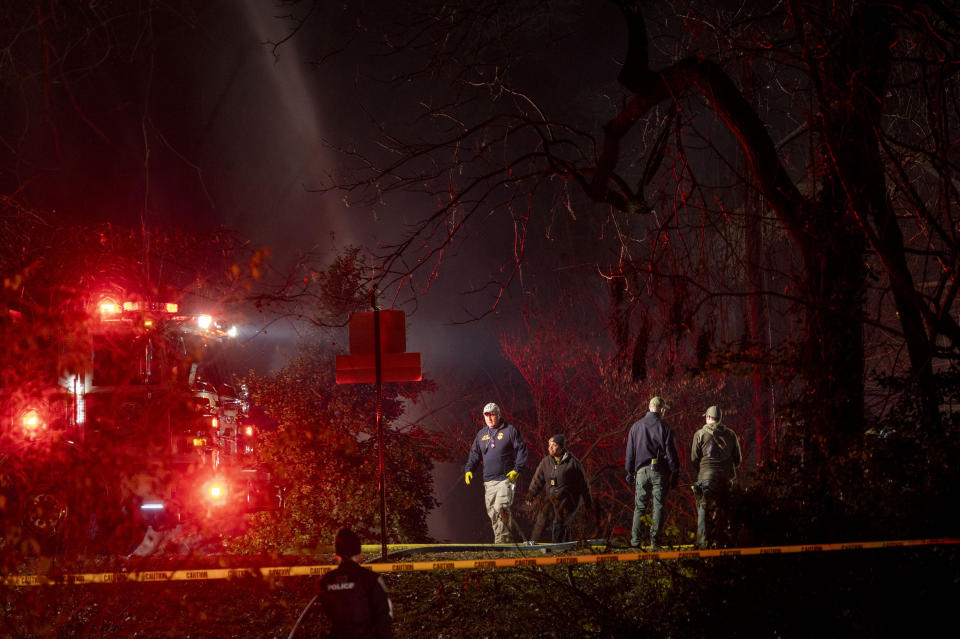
left=695, top=477, right=732, bottom=548
left=550, top=500, right=581, bottom=543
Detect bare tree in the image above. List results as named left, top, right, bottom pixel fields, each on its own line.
left=275, top=0, right=959, bottom=460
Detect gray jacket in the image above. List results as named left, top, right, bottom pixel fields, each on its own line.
left=690, top=422, right=742, bottom=483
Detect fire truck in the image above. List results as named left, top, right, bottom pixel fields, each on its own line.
left=0, top=288, right=276, bottom=554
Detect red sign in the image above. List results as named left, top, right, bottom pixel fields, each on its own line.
left=335, top=310, right=422, bottom=384
left=348, top=310, right=406, bottom=355
left=335, top=352, right=422, bottom=384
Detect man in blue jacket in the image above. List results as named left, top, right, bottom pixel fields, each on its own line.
left=464, top=402, right=529, bottom=543
left=625, top=396, right=679, bottom=550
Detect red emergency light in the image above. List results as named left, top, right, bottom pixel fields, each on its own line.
left=202, top=478, right=228, bottom=505
left=19, top=408, right=44, bottom=432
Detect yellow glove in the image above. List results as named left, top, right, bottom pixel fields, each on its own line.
left=465, top=471, right=473, bottom=485
left=507, top=470, right=519, bottom=483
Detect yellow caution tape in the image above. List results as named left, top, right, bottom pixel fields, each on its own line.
left=3, top=538, right=957, bottom=587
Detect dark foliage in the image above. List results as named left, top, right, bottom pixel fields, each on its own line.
left=733, top=364, right=960, bottom=547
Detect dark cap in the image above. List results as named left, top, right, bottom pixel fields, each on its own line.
left=550, top=434, right=566, bottom=450
left=334, top=528, right=362, bottom=558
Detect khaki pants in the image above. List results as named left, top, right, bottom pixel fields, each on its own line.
left=483, top=478, right=515, bottom=543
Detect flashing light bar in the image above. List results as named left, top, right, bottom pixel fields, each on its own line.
left=99, top=298, right=179, bottom=318
left=123, top=301, right=179, bottom=313
left=99, top=300, right=120, bottom=315
left=197, top=315, right=212, bottom=330
left=140, top=503, right=164, bottom=511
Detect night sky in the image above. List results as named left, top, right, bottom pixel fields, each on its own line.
left=3, top=1, right=631, bottom=390
left=2, top=2, right=544, bottom=369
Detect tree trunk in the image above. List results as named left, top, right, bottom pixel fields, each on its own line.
left=744, top=191, right=775, bottom=462
left=808, top=2, right=940, bottom=431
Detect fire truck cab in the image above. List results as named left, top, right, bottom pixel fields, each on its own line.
left=1, top=290, right=275, bottom=554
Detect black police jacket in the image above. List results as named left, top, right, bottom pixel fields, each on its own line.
left=318, top=559, right=393, bottom=638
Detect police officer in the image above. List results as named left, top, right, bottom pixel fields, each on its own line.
left=317, top=528, right=393, bottom=638
left=625, top=396, right=679, bottom=550
left=464, top=402, right=529, bottom=543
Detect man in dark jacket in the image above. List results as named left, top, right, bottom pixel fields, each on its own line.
left=625, top=396, right=679, bottom=550
left=527, top=434, right=593, bottom=543
left=464, top=402, right=529, bottom=543
left=317, top=528, right=393, bottom=638
left=690, top=405, right=742, bottom=548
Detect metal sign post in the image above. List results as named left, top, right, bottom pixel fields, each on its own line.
left=335, top=304, right=421, bottom=561
left=372, top=303, right=387, bottom=560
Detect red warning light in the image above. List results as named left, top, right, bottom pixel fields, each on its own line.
left=203, top=479, right=227, bottom=504
left=20, top=408, right=43, bottom=432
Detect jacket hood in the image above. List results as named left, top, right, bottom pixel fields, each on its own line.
left=704, top=421, right=724, bottom=434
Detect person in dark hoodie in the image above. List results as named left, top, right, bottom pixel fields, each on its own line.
left=690, top=405, right=742, bottom=548
left=527, top=434, right=593, bottom=543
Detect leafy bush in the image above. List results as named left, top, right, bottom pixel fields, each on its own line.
left=225, top=343, right=437, bottom=554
